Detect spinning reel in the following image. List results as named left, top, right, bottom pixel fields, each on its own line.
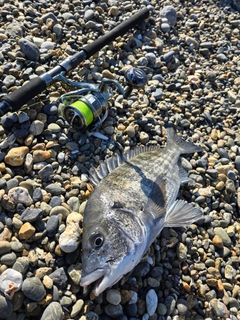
left=57, top=67, right=147, bottom=131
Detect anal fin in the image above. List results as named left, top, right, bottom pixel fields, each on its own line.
left=165, top=200, right=202, bottom=227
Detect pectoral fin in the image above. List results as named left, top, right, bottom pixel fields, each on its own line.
left=165, top=200, right=202, bottom=227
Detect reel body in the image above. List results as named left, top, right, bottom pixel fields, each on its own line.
left=56, top=67, right=147, bottom=131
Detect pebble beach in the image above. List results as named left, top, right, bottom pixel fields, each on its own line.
left=0, top=0, right=240, bottom=319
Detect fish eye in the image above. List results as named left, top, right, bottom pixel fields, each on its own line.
left=91, top=233, right=104, bottom=248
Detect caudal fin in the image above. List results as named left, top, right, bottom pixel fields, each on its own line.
left=166, top=126, right=202, bottom=154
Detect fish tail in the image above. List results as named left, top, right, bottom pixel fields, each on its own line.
left=166, top=126, right=202, bottom=154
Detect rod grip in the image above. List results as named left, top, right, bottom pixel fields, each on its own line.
left=0, top=77, right=47, bottom=116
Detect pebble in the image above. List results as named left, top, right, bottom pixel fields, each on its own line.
left=40, top=302, right=63, bottom=320
left=210, top=298, right=229, bottom=318
left=71, top=299, right=84, bottom=318
left=4, top=146, right=29, bottom=166
left=59, top=212, right=82, bottom=253
left=22, top=277, right=46, bottom=302
left=0, top=269, right=22, bottom=299
left=104, top=304, right=123, bottom=317
left=29, top=120, right=44, bottom=136
left=213, top=227, right=231, bottom=246
left=18, top=222, right=35, bottom=240
left=8, top=187, right=33, bottom=206
left=106, top=289, right=121, bottom=305
left=146, top=289, right=158, bottom=316
left=19, top=38, right=40, bottom=61
left=0, top=295, right=13, bottom=319
left=46, top=215, right=59, bottom=237
left=160, top=6, right=177, bottom=26
left=49, top=267, right=68, bottom=289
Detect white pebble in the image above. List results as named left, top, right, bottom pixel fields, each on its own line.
left=59, top=212, right=82, bottom=253
left=0, top=269, right=23, bottom=299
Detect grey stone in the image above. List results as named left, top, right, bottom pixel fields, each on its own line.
left=46, top=215, right=59, bottom=236
left=0, top=295, right=13, bottom=319
left=49, top=267, right=68, bottom=289
left=12, top=257, right=29, bottom=275
left=21, top=208, right=43, bottom=222
left=22, top=277, right=46, bottom=302
left=40, top=302, right=63, bottom=320
left=160, top=6, right=177, bottom=26
left=19, top=38, right=40, bottom=61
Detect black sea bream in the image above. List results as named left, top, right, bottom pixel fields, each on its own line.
left=80, top=126, right=203, bottom=296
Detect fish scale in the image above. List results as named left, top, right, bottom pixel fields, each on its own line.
left=80, top=126, right=203, bottom=296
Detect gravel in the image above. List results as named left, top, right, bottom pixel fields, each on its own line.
left=0, top=0, right=240, bottom=319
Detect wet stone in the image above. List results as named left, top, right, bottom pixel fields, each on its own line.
left=124, top=303, right=137, bottom=317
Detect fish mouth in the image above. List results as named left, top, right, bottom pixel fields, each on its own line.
left=81, top=263, right=121, bottom=296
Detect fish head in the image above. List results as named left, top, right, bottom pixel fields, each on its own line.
left=80, top=206, right=146, bottom=296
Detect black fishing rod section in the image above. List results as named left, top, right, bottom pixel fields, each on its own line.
left=0, top=7, right=150, bottom=117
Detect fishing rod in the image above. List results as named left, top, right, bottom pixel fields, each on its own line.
left=0, top=7, right=150, bottom=130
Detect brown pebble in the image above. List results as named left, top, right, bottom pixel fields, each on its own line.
left=212, top=235, right=223, bottom=248
left=18, top=222, right=36, bottom=240
left=182, top=281, right=191, bottom=293
left=215, top=181, right=225, bottom=191
left=206, top=278, right=218, bottom=287
left=32, top=150, right=51, bottom=163
left=34, top=267, right=52, bottom=279
left=24, top=134, right=34, bottom=147
left=54, top=244, right=64, bottom=256
left=217, top=279, right=224, bottom=293
left=4, top=146, right=29, bottom=166
left=0, top=163, right=6, bottom=172
left=102, top=69, right=115, bottom=79
left=0, top=227, right=12, bottom=241
left=120, top=290, right=131, bottom=304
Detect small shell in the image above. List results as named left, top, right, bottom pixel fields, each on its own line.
left=0, top=269, right=23, bottom=299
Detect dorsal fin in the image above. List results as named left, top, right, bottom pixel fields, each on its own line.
left=89, top=145, right=161, bottom=186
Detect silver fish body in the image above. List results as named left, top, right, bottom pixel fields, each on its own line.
left=80, top=127, right=203, bottom=296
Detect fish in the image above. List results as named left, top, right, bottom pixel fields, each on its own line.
left=80, top=126, right=203, bottom=296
